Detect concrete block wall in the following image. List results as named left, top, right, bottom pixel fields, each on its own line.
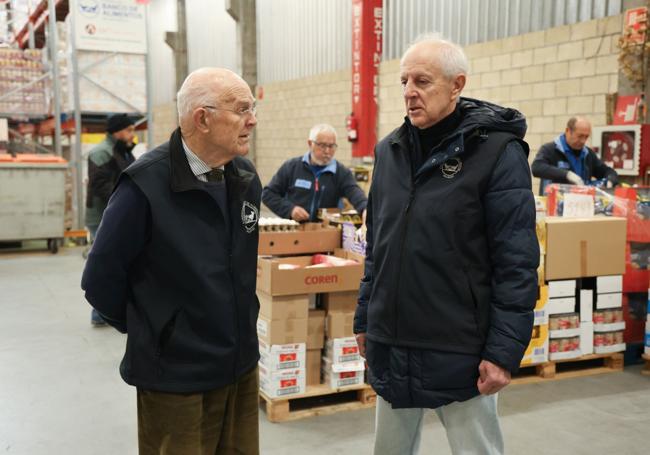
left=254, top=70, right=352, bottom=184
left=379, top=15, right=622, bottom=160
left=168, top=15, right=623, bottom=192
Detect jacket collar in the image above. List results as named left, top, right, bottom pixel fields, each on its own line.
left=301, top=151, right=337, bottom=174
left=169, top=128, right=256, bottom=196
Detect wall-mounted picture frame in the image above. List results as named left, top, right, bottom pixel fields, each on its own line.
left=591, top=124, right=642, bottom=176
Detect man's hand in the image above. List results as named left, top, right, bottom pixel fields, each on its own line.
left=477, top=360, right=511, bottom=395
left=355, top=333, right=367, bottom=358
left=290, top=206, right=310, bottom=222
left=566, top=171, right=584, bottom=186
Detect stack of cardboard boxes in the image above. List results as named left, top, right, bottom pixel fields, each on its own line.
left=256, top=246, right=364, bottom=398
left=257, top=293, right=309, bottom=398
left=543, top=216, right=627, bottom=361
left=522, top=196, right=628, bottom=366
left=322, top=291, right=365, bottom=388
left=521, top=197, right=550, bottom=367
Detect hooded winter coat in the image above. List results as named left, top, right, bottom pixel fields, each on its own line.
left=354, top=98, right=539, bottom=408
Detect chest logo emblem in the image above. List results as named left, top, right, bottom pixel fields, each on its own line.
left=241, top=201, right=259, bottom=233
left=441, top=158, right=462, bottom=179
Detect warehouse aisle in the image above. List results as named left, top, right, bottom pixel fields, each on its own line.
left=0, top=247, right=648, bottom=455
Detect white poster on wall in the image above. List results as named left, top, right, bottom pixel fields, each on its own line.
left=72, top=0, right=147, bottom=54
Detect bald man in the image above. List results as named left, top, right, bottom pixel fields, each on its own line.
left=82, top=68, right=262, bottom=454
left=532, top=116, right=618, bottom=195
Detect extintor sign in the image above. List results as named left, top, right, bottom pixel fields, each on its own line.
left=351, top=0, right=383, bottom=158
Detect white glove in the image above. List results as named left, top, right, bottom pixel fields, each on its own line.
left=566, top=171, right=584, bottom=186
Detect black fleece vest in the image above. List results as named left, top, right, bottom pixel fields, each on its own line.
left=119, top=135, right=262, bottom=393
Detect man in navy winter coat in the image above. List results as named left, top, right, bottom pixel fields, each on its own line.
left=82, top=68, right=262, bottom=454
left=354, top=34, right=539, bottom=455
left=262, top=123, right=368, bottom=221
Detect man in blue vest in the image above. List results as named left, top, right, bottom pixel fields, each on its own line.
left=532, top=116, right=618, bottom=195
left=82, top=68, right=262, bottom=454
left=354, top=34, right=539, bottom=455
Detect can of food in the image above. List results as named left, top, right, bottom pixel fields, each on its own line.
left=593, top=311, right=605, bottom=324
left=594, top=332, right=605, bottom=346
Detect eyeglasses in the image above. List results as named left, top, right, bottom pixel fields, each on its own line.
left=202, top=104, right=257, bottom=117
left=313, top=141, right=338, bottom=150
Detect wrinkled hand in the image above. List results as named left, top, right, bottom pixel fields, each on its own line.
left=355, top=333, right=367, bottom=358
left=290, top=206, right=310, bottom=222
left=477, top=360, right=511, bottom=395
left=566, top=171, right=584, bottom=186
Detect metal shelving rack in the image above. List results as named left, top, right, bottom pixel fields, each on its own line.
left=2, top=0, right=154, bottom=230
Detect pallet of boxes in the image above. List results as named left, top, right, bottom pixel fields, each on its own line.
left=516, top=188, right=627, bottom=383
left=255, top=219, right=375, bottom=422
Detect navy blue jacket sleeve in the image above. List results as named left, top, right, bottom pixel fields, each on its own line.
left=338, top=165, right=368, bottom=213
left=354, top=151, right=376, bottom=334
left=588, top=151, right=619, bottom=184
left=81, top=176, right=150, bottom=333
left=482, top=141, right=540, bottom=373
left=531, top=142, right=570, bottom=182
left=262, top=160, right=296, bottom=219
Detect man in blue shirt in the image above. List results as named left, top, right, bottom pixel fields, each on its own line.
left=262, top=123, right=367, bottom=221
left=532, top=117, right=618, bottom=195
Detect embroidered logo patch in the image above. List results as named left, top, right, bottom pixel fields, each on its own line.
left=441, top=158, right=462, bottom=179
left=241, top=201, right=259, bottom=233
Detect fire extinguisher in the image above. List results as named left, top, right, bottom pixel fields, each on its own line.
left=346, top=112, right=358, bottom=142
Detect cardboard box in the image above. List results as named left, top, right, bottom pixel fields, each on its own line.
left=256, top=249, right=364, bottom=296
left=307, top=310, right=325, bottom=349
left=597, top=275, right=623, bottom=294
left=548, top=280, right=576, bottom=298
left=322, top=358, right=365, bottom=388
left=259, top=365, right=306, bottom=398
left=580, top=322, right=594, bottom=355
left=549, top=327, right=581, bottom=339
left=579, top=289, right=593, bottom=323
left=534, top=285, right=549, bottom=325
left=545, top=217, right=626, bottom=280
left=258, top=292, right=309, bottom=320
left=306, top=349, right=322, bottom=386
left=258, top=224, right=341, bottom=255
left=521, top=324, right=549, bottom=366
left=326, top=311, right=355, bottom=339
left=324, top=337, right=361, bottom=364
left=596, top=292, right=623, bottom=310
left=548, top=297, right=576, bottom=315
left=593, top=321, right=626, bottom=332
left=538, top=255, right=545, bottom=286
left=593, top=343, right=626, bottom=354
left=549, top=350, right=582, bottom=361
left=323, top=291, right=359, bottom=313
left=257, top=315, right=308, bottom=345
left=258, top=342, right=306, bottom=371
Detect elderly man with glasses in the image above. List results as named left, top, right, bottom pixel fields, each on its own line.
left=262, top=123, right=368, bottom=222
left=82, top=68, right=262, bottom=454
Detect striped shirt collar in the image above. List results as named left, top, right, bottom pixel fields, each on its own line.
left=181, top=138, right=224, bottom=181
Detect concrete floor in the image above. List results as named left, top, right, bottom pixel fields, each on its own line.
left=1, top=245, right=649, bottom=455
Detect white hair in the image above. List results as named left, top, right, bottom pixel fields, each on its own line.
left=176, top=69, right=220, bottom=121
left=402, top=33, right=469, bottom=79
left=308, top=123, right=337, bottom=141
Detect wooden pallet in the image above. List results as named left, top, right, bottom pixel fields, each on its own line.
left=260, top=383, right=376, bottom=423
left=642, top=354, right=650, bottom=377
left=513, top=353, right=624, bottom=385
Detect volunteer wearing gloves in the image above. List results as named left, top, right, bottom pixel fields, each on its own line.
left=531, top=116, right=619, bottom=195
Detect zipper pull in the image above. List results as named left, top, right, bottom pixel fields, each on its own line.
left=315, top=179, right=320, bottom=192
